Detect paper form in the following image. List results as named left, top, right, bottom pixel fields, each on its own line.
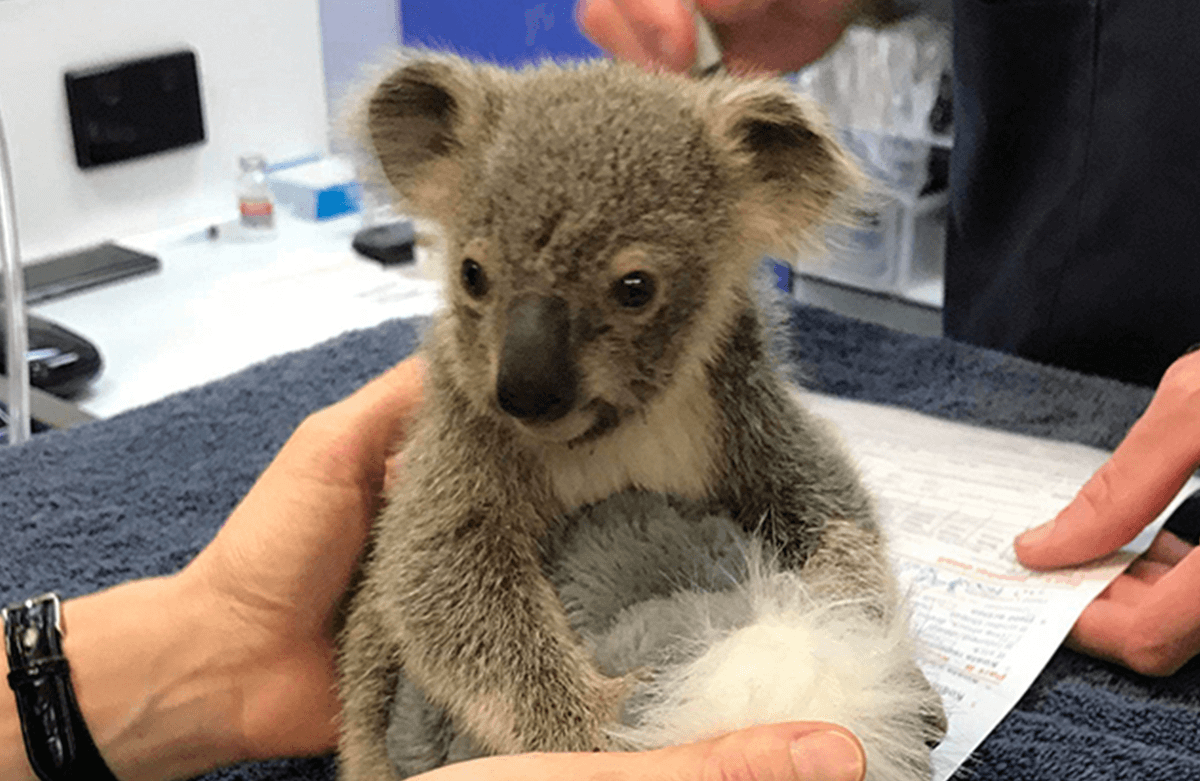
left=800, top=393, right=1200, bottom=781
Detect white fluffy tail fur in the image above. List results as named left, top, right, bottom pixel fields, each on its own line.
left=609, top=544, right=936, bottom=781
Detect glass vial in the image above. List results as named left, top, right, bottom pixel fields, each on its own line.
left=237, top=154, right=275, bottom=231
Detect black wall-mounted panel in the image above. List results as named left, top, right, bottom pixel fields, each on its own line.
left=64, top=50, right=206, bottom=169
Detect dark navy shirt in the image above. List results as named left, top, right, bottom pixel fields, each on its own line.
left=944, top=0, right=1200, bottom=387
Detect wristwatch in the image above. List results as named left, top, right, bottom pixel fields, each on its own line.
left=2, top=593, right=118, bottom=781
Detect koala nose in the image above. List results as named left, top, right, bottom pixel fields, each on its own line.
left=496, top=295, right=577, bottom=422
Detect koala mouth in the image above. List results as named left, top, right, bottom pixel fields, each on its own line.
left=493, top=296, right=630, bottom=445
left=566, top=400, right=622, bottom=447
left=506, top=397, right=624, bottom=446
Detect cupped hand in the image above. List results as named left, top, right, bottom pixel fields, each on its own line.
left=179, top=356, right=426, bottom=757
left=1015, top=350, right=1200, bottom=675
left=416, top=722, right=866, bottom=781
left=576, top=0, right=859, bottom=74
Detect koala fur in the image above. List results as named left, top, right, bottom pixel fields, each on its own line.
left=338, top=53, right=947, bottom=779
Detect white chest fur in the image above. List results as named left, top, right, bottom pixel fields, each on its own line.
left=541, top=362, right=720, bottom=511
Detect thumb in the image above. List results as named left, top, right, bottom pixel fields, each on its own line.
left=1015, top=355, right=1200, bottom=570
left=419, top=722, right=866, bottom=781
left=320, top=354, right=426, bottom=456
left=577, top=0, right=697, bottom=72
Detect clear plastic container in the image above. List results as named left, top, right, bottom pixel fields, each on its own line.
left=792, top=17, right=950, bottom=143
left=791, top=16, right=952, bottom=306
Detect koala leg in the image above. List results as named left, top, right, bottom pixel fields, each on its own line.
left=800, top=517, right=900, bottom=614
left=374, top=506, right=631, bottom=755
left=338, top=600, right=405, bottom=781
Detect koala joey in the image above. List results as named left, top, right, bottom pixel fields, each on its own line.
left=338, top=53, right=947, bottom=778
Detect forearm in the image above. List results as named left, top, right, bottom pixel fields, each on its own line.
left=1, top=576, right=250, bottom=781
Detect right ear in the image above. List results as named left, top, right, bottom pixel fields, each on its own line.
left=697, top=79, right=863, bottom=258
left=366, top=55, right=502, bottom=217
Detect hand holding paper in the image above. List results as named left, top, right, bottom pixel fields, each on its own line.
left=1016, top=350, right=1200, bottom=675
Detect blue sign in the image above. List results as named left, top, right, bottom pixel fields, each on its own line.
left=402, top=2, right=604, bottom=66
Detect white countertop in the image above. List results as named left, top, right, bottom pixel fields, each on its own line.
left=31, top=210, right=443, bottom=419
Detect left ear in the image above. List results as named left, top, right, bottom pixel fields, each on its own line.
left=699, top=80, right=862, bottom=255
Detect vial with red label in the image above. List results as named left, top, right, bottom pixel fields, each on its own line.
left=237, top=154, right=275, bottom=231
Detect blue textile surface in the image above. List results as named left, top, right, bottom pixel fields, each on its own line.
left=1, top=303, right=1195, bottom=780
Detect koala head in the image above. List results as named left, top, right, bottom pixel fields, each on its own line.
left=363, top=54, right=858, bottom=446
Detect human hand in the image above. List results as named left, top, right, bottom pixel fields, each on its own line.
left=1015, top=350, right=1200, bottom=675
left=179, top=356, right=425, bottom=758
left=415, top=722, right=866, bottom=781
left=576, top=0, right=859, bottom=74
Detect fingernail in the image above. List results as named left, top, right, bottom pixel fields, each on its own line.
left=1017, top=519, right=1055, bottom=548
left=790, top=731, right=865, bottom=781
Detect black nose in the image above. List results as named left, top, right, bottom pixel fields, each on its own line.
left=496, top=295, right=577, bottom=422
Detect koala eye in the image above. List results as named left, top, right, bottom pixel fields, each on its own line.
left=461, top=258, right=489, bottom=299
left=611, top=271, right=656, bottom=309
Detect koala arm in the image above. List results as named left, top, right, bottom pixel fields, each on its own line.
left=702, top=312, right=949, bottom=746
left=706, top=310, right=877, bottom=570
left=340, top=389, right=626, bottom=766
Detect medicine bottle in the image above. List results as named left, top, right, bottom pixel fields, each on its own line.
left=237, top=154, right=275, bottom=231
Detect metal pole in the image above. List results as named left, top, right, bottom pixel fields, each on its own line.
left=0, top=107, right=31, bottom=445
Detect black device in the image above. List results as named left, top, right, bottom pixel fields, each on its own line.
left=24, top=242, right=160, bottom=304
left=64, top=49, right=206, bottom=169
left=0, top=313, right=103, bottom=398
left=352, top=220, right=416, bottom=266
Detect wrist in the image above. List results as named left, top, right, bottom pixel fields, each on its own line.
left=62, top=575, right=253, bottom=781
left=0, top=662, right=36, bottom=781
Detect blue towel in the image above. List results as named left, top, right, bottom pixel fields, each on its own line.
left=1, top=303, right=1194, bottom=781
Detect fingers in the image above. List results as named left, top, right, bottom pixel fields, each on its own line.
left=1068, top=545, right=1200, bottom=676
left=1015, top=353, right=1200, bottom=675
left=577, top=0, right=856, bottom=75
left=786, top=729, right=867, bottom=781
left=1015, top=353, right=1200, bottom=570
left=265, top=354, right=426, bottom=556
left=318, top=354, right=426, bottom=458
left=273, top=355, right=425, bottom=491
left=695, top=0, right=778, bottom=22
left=577, top=0, right=697, bottom=71
left=701, top=0, right=856, bottom=73
left=417, top=722, right=866, bottom=781
left=1142, top=525, right=1197, bottom=568
left=185, top=356, right=426, bottom=622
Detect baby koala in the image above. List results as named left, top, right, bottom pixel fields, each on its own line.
left=338, top=53, right=945, bottom=778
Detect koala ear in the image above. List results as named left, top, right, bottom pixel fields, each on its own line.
left=702, top=82, right=862, bottom=255
left=365, top=55, right=502, bottom=217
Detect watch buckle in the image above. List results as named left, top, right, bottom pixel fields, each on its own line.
left=2, top=592, right=63, bottom=656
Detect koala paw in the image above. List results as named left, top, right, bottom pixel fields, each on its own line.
left=457, top=667, right=634, bottom=755
left=524, top=668, right=635, bottom=753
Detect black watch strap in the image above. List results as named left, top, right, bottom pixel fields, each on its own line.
left=3, top=593, right=119, bottom=781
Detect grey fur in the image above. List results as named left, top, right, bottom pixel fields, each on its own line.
left=338, top=53, right=945, bottom=779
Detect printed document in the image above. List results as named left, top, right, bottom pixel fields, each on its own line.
left=801, top=393, right=1200, bottom=781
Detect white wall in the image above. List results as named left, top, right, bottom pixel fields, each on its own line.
left=319, top=0, right=400, bottom=123
left=0, top=0, right=330, bottom=259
